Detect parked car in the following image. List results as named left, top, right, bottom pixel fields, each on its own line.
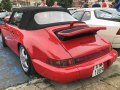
left=1, top=7, right=117, bottom=83
left=0, top=11, right=10, bottom=19
left=72, top=8, right=120, bottom=48
left=67, top=7, right=77, bottom=14
left=0, top=14, right=11, bottom=32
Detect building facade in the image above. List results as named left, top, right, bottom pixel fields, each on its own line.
left=0, top=0, right=115, bottom=8
left=11, top=0, right=41, bottom=7
left=72, top=0, right=88, bottom=7
left=72, top=0, right=115, bottom=7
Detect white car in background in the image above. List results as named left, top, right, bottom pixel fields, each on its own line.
left=0, top=11, right=10, bottom=19
left=67, top=8, right=77, bottom=14
left=72, top=8, right=120, bottom=48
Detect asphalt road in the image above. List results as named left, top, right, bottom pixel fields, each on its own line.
left=0, top=35, right=29, bottom=90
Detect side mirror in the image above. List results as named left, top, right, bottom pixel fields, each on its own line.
left=3, top=16, right=10, bottom=23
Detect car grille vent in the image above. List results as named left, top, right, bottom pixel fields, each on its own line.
left=75, top=47, right=110, bottom=64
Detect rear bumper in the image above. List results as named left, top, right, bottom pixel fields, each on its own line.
left=32, top=49, right=117, bottom=83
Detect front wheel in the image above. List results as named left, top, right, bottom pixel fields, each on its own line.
left=19, top=45, right=35, bottom=75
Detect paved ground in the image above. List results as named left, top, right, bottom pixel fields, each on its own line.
left=0, top=34, right=120, bottom=90
left=0, top=36, right=30, bottom=90
left=5, top=58, right=120, bottom=90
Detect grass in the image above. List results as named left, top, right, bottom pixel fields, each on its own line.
left=100, top=73, right=120, bottom=81
left=108, top=73, right=120, bottom=78
left=100, top=77, right=106, bottom=81
left=43, top=78, right=52, bottom=84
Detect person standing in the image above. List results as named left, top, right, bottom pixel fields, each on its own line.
left=102, top=0, right=107, bottom=7
left=52, top=1, right=60, bottom=7
left=83, top=2, right=89, bottom=8
left=92, top=1, right=101, bottom=7
left=115, top=0, right=120, bottom=11
left=39, top=0, right=48, bottom=7
left=111, top=2, right=115, bottom=8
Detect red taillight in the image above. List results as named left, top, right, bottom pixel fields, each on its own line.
left=117, top=28, right=120, bottom=35
left=47, top=58, right=75, bottom=68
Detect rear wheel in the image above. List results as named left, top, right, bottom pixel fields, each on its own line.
left=19, top=45, right=35, bottom=75
left=1, top=33, right=7, bottom=47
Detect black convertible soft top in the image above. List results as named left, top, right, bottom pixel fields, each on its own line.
left=11, top=7, right=72, bottom=30
left=13, top=7, right=69, bottom=12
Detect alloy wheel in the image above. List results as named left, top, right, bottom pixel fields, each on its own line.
left=20, top=47, right=29, bottom=72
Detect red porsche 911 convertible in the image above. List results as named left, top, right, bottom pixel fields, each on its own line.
left=0, top=7, right=117, bottom=83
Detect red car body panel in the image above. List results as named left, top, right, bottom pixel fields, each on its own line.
left=58, top=27, right=106, bottom=37
left=1, top=7, right=118, bottom=83
left=32, top=49, right=117, bottom=83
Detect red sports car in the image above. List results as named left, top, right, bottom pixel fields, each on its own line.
left=0, top=7, right=117, bottom=83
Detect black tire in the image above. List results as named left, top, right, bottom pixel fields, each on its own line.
left=1, top=33, right=7, bottom=47
left=19, top=45, right=36, bottom=75
left=114, top=48, right=120, bottom=57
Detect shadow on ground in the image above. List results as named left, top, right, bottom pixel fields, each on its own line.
left=0, top=36, right=30, bottom=89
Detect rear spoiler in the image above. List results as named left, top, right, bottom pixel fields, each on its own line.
left=58, top=27, right=106, bottom=37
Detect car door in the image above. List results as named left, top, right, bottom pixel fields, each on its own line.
left=5, top=11, right=23, bottom=53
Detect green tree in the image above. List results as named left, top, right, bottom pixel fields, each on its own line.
left=46, top=0, right=73, bottom=8
left=46, top=0, right=54, bottom=6
left=0, top=3, right=3, bottom=11
left=1, top=0, right=12, bottom=11
left=115, top=0, right=118, bottom=4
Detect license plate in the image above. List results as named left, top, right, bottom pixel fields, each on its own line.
left=92, top=63, right=104, bottom=77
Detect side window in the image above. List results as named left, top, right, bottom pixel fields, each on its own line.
left=95, top=10, right=112, bottom=19
left=72, top=11, right=84, bottom=21
left=9, top=12, right=23, bottom=27
left=81, top=11, right=91, bottom=21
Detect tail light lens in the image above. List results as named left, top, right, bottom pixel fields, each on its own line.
left=47, top=58, right=75, bottom=68
left=117, top=28, right=120, bottom=35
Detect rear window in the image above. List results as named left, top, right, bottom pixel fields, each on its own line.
left=34, top=11, right=77, bottom=25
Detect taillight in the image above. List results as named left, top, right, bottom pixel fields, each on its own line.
left=117, top=28, right=120, bottom=35
left=47, top=58, right=75, bottom=68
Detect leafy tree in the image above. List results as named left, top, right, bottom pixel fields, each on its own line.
left=115, top=0, right=118, bottom=4
left=58, top=0, right=73, bottom=8
left=0, top=3, right=3, bottom=11
left=46, top=0, right=73, bottom=8
left=46, top=0, right=54, bottom=6
left=1, top=0, right=12, bottom=11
